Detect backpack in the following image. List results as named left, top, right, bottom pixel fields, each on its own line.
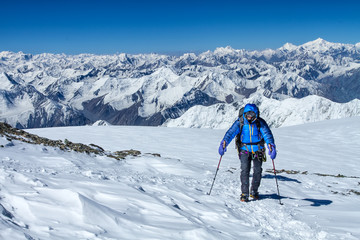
left=235, top=106, right=262, bottom=152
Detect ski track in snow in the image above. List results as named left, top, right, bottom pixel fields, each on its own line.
left=0, top=117, right=360, bottom=239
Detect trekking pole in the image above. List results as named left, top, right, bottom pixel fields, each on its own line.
left=207, top=155, right=223, bottom=195
left=271, top=159, right=283, bottom=205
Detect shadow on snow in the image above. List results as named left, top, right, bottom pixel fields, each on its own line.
left=302, top=198, right=333, bottom=207
left=261, top=174, right=332, bottom=206
left=262, top=174, right=301, bottom=183
left=259, top=194, right=333, bottom=207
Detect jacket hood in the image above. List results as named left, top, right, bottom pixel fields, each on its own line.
left=243, top=104, right=259, bottom=118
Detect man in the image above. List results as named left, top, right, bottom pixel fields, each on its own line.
left=218, top=103, right=276, bottom=202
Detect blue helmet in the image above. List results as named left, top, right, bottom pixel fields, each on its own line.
left=243, top=104, right=259, bottom=118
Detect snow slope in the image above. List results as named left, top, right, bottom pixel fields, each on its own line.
left=1, top=117, right=360, bottom=239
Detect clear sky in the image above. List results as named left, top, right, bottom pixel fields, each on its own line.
left=1, top=0, right=360, bottom=55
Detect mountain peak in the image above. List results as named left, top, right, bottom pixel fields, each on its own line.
left=92, top=120, right=112, bottom=126
left=279, top=42, right=298, bottom=51
left=214, top=46, right=236, bottom=55
left=301, top=38, right=335, bottom=51
left=305, top=38, right=330, bottom=45
left=313, top=37, right=327, bottom=43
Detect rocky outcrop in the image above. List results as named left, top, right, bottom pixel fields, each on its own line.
left=0, top=122, right=146, bottom=160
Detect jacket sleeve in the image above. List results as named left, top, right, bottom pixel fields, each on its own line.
left=222, top=119, right=241, bottom=146
left=259, top=118, right=275, bottom=145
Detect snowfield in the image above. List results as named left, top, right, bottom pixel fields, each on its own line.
left=1, top=117, right=360, bottom=239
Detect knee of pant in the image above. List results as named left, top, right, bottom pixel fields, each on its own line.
left=241, top=167, right=251, bottom=176
left=253, top=167, right=263, bottom=174
left=241, top=164, right=250, bottom=172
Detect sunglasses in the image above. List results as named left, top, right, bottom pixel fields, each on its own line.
left=245, top=111, right=256, bottom=118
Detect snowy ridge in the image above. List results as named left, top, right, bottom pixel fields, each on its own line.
left=1, top=38, right=360, bottom=128
left=0, top=117, right=359, bottom=239
left=92, top=120, right=112, bottom=126
left=164, top=94, right=360, bottom=128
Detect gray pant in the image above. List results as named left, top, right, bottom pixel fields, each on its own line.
left=239, top=150, right=263, bottom=195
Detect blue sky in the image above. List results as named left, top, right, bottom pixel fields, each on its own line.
left=1, top=0, right=360, bottom=55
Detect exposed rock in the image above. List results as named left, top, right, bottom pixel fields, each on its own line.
left=0, top=122, right=146, bottom=160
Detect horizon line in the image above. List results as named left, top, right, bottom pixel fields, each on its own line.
left=1, top=38, right=359, bottom=57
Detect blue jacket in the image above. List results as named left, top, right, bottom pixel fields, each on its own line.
left=222, top=104, right=275, bottom=153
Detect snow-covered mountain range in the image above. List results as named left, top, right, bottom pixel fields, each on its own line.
left=1, top=38, right=360, bottom=129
